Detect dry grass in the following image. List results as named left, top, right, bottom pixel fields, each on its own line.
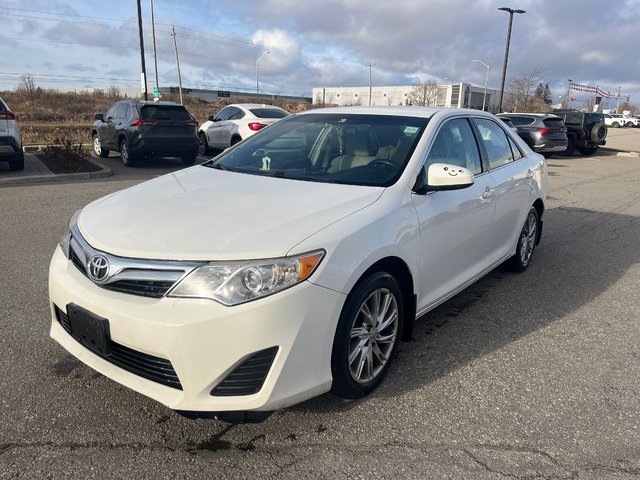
left=1, top=88, right=315, bottom=145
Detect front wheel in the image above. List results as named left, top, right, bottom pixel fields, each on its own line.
left=562, top=137, right=575, bottom=156
left=93, top=134, right=109, bottom=158
left=331, top=272, right=404, bottom=399
left=508, top=207, right=539, bottom=273
left=198, top=132, right=210, bottom=155
left=9, top=151, right=24, bottom=171
left=181, top=155, right=197, bottom=166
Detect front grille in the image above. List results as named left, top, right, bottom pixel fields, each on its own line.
left=55, top=306, right=182, bottom=390
left=70, top=248, right=86, bottom=274
left=102, top=279, right=175, bottom=298
left=211, top=347, right=278, bottom=397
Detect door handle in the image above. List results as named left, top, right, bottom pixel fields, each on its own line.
left=481, top=188, right=495, bottom=199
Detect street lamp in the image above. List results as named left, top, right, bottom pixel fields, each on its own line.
left=472, top=59, right=489, bottom=111
left=256, top=50, right=271, bottom=95
left=497, top=7, right=526, bottom=112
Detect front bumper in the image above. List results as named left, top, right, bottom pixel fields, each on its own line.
left=49, top=246, right=344, bottom=412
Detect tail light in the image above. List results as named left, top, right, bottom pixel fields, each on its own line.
left=131, top=119, right=157, bottom=127
left=0, top=111, right=16, bottom=120
left=248, top=122, right=268, bottom=131
left=536, top=128, right=551, bottom=135
left=580, top=128, right=589, bottom=138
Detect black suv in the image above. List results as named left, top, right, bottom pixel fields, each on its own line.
left=547, top=110, right=607, bottom=155
left=92, top=100, right=198, bottom=167
left=497, top=113, right=568, bottom=158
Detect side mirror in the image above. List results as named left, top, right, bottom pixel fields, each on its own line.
left=95, top=113, right=104, bottom=121
left=208, top=115, right=215, bottom=122
left=413, top=163, right=475, bottom=194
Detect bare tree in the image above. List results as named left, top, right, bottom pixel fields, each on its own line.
left=106, top=85, right=121, bottom=99
left=17, top=74, right=41, bottom=101
left=408, top=80, right=439, bottom=106
left=504, top=68, right=549, bottom=112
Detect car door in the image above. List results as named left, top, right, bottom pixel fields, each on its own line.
left=207, top=106, right=235, bottom=148
left=472, top=117, right=538, bottom=263
left=99, top=104, right=119, bottom=148
left=412, top=117, right=498, bottom=312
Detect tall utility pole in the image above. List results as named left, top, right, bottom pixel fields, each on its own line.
left=366, top=62, right=375, bottom=106
left=497, top=7, right=525, bottom=112
left=472, top=60, right=489, bottom=111
left=136, top=0, right=148, bottom=100
left=256, top=51, right=271, bottom=95
left=562, top=79, right=573, bottom=109
left=616, top=85, right=622, bottom=111
left=150, top=0, right=159, bottom=97
left=171, top=26, right=183, bottom=104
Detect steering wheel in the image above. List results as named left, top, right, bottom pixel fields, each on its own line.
left=368, top=159, right=397, bottom=170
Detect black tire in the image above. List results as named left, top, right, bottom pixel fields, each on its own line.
left=8, top=151, right=24, bottom=171
left=181, top=155, right=197, bottom=166
left=562, top=136, right=575, bottom=156
left=119, top=138, right=136, bottom=167
left=230, top=136, right=241, bottom=147
left=625, top=122, right=634, bottom=128
left=542, top=152, right=554, bottom=159
left=92, top=133, right=109, bottom=158
left=590, top=123, right=607, bottom=142
left=331, top=272, right=404, bottom=399
left=198, top=132, right=210, bottom=155
left=508, top=207, right=539, bottom=273
left=612, top=121, right=620, bottom=128
left=578, top=146, right=598, bottom=155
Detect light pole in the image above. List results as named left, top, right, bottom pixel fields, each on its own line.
left=497, top=7, right=525, bottom=112
left=472, top=59, right=489, bottom=111
left=136, top=0, right=148, bottom=100
left=256, top=51, right=271, bottom=96
left=366, top=62, right=375, bottom=106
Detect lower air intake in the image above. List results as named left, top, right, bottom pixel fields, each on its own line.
left=211, top=346, right=279, bottom=397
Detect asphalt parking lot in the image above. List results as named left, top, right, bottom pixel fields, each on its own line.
left=1, top=148, right=640, bottom=479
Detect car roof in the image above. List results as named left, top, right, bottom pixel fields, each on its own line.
left=498, top=113, right=560, bottom=118
left=228, top=103, right=288, bottom=110
left=295, top=106, right=496, bottom=120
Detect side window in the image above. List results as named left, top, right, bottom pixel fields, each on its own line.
left=113, top=103, right=128, bottom=119
left=474, top=118, right=514, bottom=170
left=425, top=118, right=482, bottom=175
left=216, top=107, right=234, bottom=121
left=507, top=135, right=523, bottom=160
left=229, top=109, right=245, bottom=120
left=105, top=104, right=118, bottom=119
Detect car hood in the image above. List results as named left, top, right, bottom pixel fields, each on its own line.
left=78, top=166, right=384, bottom=260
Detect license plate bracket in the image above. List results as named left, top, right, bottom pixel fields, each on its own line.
left=66, top=304, right=112, bottom=356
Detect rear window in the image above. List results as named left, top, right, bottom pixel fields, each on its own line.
left=543, top=118, right=565, bottom=128
left=249, top=108, right=288, bottom=119
left=141, top=105, right=192, bottom=121
left=509, top=116, right=535, bottom=126
left=584, top=113, right=604, bottom=125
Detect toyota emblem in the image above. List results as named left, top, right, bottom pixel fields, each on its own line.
left=88, top=254, right=109, bottom=282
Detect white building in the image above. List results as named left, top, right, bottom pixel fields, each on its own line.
left=312, top=83, right=500, bottom=112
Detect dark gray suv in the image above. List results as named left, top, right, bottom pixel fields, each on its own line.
left=497, top=113, right=567, bottom=158
left=547, top=110, right=607, bottom=156
left=92, top=100, right=198, bottom=167
left=0, top=97, right=24, bottom=171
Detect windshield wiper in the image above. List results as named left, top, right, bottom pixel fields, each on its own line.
left=203, top=161, right=228, bottom=170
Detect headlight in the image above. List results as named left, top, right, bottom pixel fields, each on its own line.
left=60, top=209, right=82, bottom=258
left=168, top=250, right=325, bottom=305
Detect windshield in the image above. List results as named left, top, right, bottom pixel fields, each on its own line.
left=207, top=113, right=428, bottom=187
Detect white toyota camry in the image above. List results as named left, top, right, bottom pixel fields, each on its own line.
left=49, top=107, right=547, bottom=423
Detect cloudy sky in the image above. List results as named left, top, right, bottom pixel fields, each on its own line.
left=1, top=0, right=639, bottom=108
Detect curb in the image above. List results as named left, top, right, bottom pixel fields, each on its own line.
left=0, top=156, right=112, bottom=186
left=600, top=146, right=640, bottom=157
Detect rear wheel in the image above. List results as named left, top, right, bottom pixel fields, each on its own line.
left=508, top=207, right=539, bottom=272
left=120, top=139, right=136, bottom=167
left=626, top=122, right=634, bottom=128
left=331, top=272, right=404, bottom=398
left=8, top=151, right=24, bottom=171
left=562, top=136, right=575, bottom=156
left=612, top=121, right=620, bottom=128
left=578, top=146, right=598, bottom=155
left=181, top=155, right=197, bottom=166
left=93, top=134, right=109, bottom=158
